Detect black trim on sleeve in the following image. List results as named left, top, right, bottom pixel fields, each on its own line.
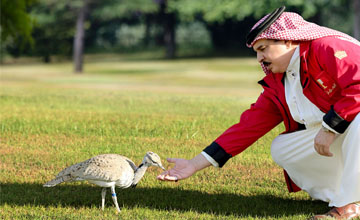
left=323, top=106, right=351, bottom=134
left=203, top=142, right=232, bottom=168
left=258, top=79, right=269, bottom=88
left=297, top=123, right=306, bottom=131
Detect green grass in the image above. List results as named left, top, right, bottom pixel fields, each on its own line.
left=0, top=55, right=328, bottom=219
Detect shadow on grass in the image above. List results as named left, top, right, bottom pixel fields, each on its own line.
left=0, top=182, right=328, bottom=218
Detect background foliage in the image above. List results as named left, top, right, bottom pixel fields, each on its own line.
left=1, top=0, right=358, bottom=63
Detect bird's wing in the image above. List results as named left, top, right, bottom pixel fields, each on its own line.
left=55, top=159, right=90, bottom=179
left=126, top=159, right=137, bottom=171
left=73, top=154, right=135, bottom=182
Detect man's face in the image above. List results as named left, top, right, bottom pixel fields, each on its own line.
left=253, top=39, right=296, bottom=73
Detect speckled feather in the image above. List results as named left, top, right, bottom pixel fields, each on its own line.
left=43, top=152, right=164, bottom=212
left=44, top=151, right=164, bottom=189
left=57, top=154, right=136, bottom=182
left=42, top=154, right=139, bottom=188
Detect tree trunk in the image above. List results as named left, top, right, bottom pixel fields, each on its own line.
left=164, top=13, right=176, bottom=59
left=73, top=0, right=88, bottom=73
left=159, top=0, right=176, bottom=59
left=143, top=14, right=151, bottom=47
left=354, top=0, right=360, bottom=40
left=43, top=54, right=51, bottom=63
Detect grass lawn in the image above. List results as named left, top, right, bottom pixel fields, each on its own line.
left=0, top=55, right=328, bottom=219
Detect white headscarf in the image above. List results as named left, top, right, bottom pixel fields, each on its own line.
left=247, top=12, right=360, bottom=75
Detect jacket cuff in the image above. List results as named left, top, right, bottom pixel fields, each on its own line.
left=323, top=106, right=351, bottom=134
left=201, top=151, right=219, bottom=167
left=203, top=142, right=232, bottom=168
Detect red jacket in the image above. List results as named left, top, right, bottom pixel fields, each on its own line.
left=203, top=36, right=360, bottom=192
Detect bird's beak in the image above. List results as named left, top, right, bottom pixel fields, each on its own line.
left=159, top=164, right=165, bottom=170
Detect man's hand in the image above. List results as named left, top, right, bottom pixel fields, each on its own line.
left=157, top=158, right=197, bottom=181
left=157, top=153, right=211, bottom=182
left=314, top=127, right=336, bottom=157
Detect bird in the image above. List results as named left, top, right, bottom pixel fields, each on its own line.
left=43, top=151, right=165, bottom=212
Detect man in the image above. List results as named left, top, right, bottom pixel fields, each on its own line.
left=157, top=6, right=360, bottom=219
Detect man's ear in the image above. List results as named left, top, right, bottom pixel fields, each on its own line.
left=285, top=40, right=299, bottom=49
left=285, top=40, right=292, bottom=48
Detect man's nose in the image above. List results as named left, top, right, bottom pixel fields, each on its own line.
left=257, top=53, right=264, bottom=63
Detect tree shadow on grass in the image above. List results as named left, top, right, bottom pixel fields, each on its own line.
left=0, top=182, right=328, bottom=218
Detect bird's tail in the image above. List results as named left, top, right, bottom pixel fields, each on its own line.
left=43, top=175, right=72, bottom=187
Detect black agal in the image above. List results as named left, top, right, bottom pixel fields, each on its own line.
left=246, top=6, right=286, bottom=45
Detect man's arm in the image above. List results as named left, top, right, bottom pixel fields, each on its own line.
left=314, top=37, right=360, bottom=133
left=158, top=89, right=284, bottom=181
left=312, top=37, right=360, bottom=156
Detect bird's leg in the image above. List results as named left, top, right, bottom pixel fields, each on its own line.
left=101, top=188, right=107, bottom=211
left=110, top=185, right=121, bottom=212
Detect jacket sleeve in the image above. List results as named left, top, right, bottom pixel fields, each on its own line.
left=314, top=37, right=360, bottom=133
left=203, top=90, right=283, bottom=167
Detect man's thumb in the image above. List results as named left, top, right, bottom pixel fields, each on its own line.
left=167, top=158, right=178, bottom=163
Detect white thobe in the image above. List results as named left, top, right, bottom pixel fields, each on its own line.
left=271, top=46, right=360, bottom=207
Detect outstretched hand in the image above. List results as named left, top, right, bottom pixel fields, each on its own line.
left=157, top=153, right=212, bottom=182
left=157, top=158, right=197, bottom=181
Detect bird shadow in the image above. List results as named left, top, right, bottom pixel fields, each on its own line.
left=0, top=182, right=328, bottom=218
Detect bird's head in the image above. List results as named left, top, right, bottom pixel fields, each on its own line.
left=143, top=152, right=165, bottom=170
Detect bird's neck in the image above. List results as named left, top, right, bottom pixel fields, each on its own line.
left=133, top=163, right=148, bottom=185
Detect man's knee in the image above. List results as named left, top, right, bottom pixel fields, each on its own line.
left=271, top=141, right=284, bottom=166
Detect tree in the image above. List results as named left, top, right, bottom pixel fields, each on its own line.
left=73, top=0, right=89, bottom=73
left=5, top=0, right=356, bottom=63
left=73, top=0, right=158, bottom=72
left=168, top=0, right=357, bottom=51
left=354, top=0, right=360, bottom=40
left=29, top=0, right=79, bottom=62
left=0, top=0, right=35, bottom=60
left=157, top=0, right=176, bottom=59
left=0, top=0, right=34, bottom=42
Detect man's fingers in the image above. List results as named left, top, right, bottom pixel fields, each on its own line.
left=157, top=174, right=166, bottom=180
left=157, top=170, right=169, bottom=180
left=157, top=168, right=181, bottom=181
left=157, top=173, right=179, bottom=182
left=314, top=144, right=319, bottom=154
left=167, top=158, right=178, bottom=163
left=157, top=158, right=181, bottom=181
left=323, top=147, right=333, bottom=157
left=157, top=169, right=180, bottom=181
left=314, top=144, right=333, bottom=157
left=163, top=175, right=178, bottom=181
